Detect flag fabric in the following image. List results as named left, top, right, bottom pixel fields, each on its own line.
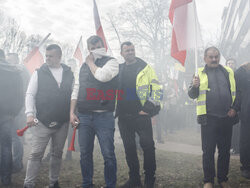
left=169, top=0, right=202, bottom=66
left=73, top=36, right=84, bottom=66
left=23, top=47, right=44, bottom=74
left=93, top=0, right=108, bottom=51
left=23, top=33, right=50, bottom=73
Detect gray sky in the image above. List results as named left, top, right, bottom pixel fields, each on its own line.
left=0, top=0, right=230, bottom=49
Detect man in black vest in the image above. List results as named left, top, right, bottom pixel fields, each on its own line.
left=70, top=35, right=119, bottom=188
left=23, top=44, right=74, bottom=188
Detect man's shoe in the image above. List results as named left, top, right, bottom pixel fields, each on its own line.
left=119, top=179, right=142, bottom=188
left=49, top=181, right=60, bottom=188
left=219, top=181, right=231, bottom=188
left=203, top=183, right=213, bottom=188
left=241, top=169, right=250, bottom=179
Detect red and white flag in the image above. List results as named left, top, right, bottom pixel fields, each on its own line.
left=23, top=33, right=50, bottom=73
left=169, top=0, right=202, bottom=66
left=93, top=0, right=108, bottom=51
left=73, top=36, right=84, bottom=66
left=23, top=47, right=44, bottom=74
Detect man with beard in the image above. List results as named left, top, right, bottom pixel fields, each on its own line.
left=188, top=47, right=238, bottom=188
left=70, top=35, right=119, bottom=188
left=23, top=44, right=74, bottom=188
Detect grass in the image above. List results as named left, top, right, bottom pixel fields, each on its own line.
left=7, top=142, right=250, bottom=188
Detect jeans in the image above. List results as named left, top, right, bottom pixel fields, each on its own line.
left=78, top=112, right=117, bottom=188
left=201, top=115, right=232, bottom=184
left=0, top=116, right=13, bottom=184
left=118, top=115, right=156, bottom=182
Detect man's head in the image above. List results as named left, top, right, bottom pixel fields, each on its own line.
left=46, top=44, right=62, bottom=68
left=87, top=35, right=104, bottom=51
left=67, top=58, right=77, bottom=72
left=120, top=41, right=136, bottom=63
left=0, top=49, right=6, bottom=61
left=204, top=46, right=220, bottom=68
left=6, top=53, right=19, bottom=64
left=226, top=58, right=237, bottom=70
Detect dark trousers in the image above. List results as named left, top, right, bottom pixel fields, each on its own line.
left=231, top=123, right=240, bottom=153
left=240, top=121, right=250, bottom=171
left=118, top=115, right=156, bottom=182
left=0, top=117, right=13, bottom=183
left=201, top=115, right=232, bottom=184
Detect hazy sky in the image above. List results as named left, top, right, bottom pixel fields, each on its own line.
left=0, top=0, right=230, bottom=49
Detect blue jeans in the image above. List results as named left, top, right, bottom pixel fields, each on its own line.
left=78, top=112, right=117, bottom=188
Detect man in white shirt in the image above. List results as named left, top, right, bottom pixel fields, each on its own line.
left=70, top=35, right=119, bottom=188
left=23, top=44, right=74, bottom=188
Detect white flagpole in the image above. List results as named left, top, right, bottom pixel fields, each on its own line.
left=194, top=0, right=198, bottom=76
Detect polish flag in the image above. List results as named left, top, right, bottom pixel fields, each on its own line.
left=23, top=47, right=44, bottom=73
left=169, top=0, right=202, bottom=66
left=93, top=0, right=108, bottom=51
left=23, top=33, right=50, bottom=73
left=73, top=36, right=84, bottom=66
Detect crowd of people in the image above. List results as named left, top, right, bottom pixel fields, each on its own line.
left=0, top=37, right=249, bottom=188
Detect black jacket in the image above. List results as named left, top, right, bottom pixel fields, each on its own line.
left=36, top=63, right=74, bottom=129
left=233, top=65, right=250, bottom=123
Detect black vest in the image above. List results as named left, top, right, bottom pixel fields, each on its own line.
left=36, top=63, right=74, bottom=129
left=77, top=56, right=118, bottom=113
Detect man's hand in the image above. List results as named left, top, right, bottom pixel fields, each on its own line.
left=26, top=116, right=37, bottom=127
left=85, top=53, right=95, bottom=66
left=228, top=108, right=236, bottom=117
left=85, top=53, right=97, bottom=75
left=139, top=111, right=149, bottom=115
left=70, top=113, right=80, bottom=128
left=192, top=76, right=200, bottom=88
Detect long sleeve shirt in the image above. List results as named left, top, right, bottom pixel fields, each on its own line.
left=25, top=66, right=63, bottom=117
left=71, top=58, right=119, bottom=100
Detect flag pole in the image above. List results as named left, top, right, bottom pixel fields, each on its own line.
left=194, top=0, right=198, bottom=76
left=24, top=33, right=51, bottom=64
left=38, top=33, right=51, bottom=48
left=73, top=36, right=82, bottom=57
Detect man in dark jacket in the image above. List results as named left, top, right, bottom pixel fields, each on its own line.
left=6, top=53, right=30, bottom=173
left=116, top=41, right=162, bottom=188
left=188, top=47, right=237, bottom=188
left=233, top=62, right=250, bottom=179
left=23, top=44, right=74, bottom=188
left=0, top=49, right=24, bottom=186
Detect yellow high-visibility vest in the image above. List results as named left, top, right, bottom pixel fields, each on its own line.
left=136, top=64, right=162, bottom=106
left=196, top=66, right=236, bottom=115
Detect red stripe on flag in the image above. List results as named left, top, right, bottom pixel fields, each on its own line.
left=96, top=26, right=108, bottom=50
left=93, top=0, right=108, bottom=51
left=24, top=47, right=44, bottom=73
left=171, top=30, right=186, bottom=66
left=169, top=0, right=192, bottom=23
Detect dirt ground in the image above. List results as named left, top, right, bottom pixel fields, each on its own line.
left=3, top=128, right=250, bottom=188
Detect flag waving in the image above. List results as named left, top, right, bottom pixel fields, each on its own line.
left=23, top=33, right=51, bottom=73
left=169, top=0, right=202, bottom=66
left=93, top=0, right=108, bottom=51
left=73, top=36, right=84, bottom=66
